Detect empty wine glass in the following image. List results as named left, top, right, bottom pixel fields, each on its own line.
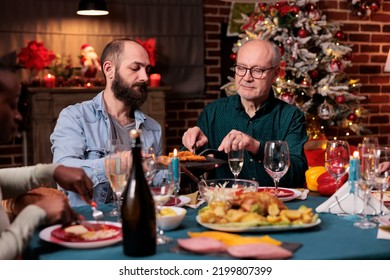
left=228, top=149, right=244, bottom=180
left=105, top=141, right=130, bottom=219
left=263, top=141, right=290, bottom=197
left=150, top=171, right=175, bottom=244
left=324, top=140, right=350, bottom=191
left=353, top=145, right=377, bottom=229
left=374, top=147, right=390, bottom=217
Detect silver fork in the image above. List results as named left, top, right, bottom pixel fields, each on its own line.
left=91, top=203, right=105, bottom=223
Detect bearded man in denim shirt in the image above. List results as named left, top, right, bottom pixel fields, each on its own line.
left=51, top=38, right=162, bottom=206
left=182, top=39, right=308, bottom=188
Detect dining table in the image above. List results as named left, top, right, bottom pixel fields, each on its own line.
left=23, top=195, right=390, bottom=260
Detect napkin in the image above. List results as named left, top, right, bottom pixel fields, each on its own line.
left=182, top=191, right=205, bottom=209
left=316, top=181, right=390, bottom=215
left=377, top=226, right=390, bottom=240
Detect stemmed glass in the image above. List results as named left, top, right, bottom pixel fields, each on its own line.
left=143, top=147, right=157, bottom=186
left=324, top=140, right=350, bottom=191
left=150, top=170, right=175, bottom=244
left=105, top=140, right=130, bottom=219
left=353, top=144, right=377, bottom=229
left=374, top=147, right=390, bottom=217
left=263, top=141, right=290, bottom=197
left=228, top=149, right=244, bottom=180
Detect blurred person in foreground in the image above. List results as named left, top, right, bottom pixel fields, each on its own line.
left=0, top=65, right=93, bottom=259
left=50, top=38, right=163, bottom=206
left=182, top=39, right=308, bottom=187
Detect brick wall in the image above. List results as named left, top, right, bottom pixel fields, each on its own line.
left=1, top=0, right=390, bottom=167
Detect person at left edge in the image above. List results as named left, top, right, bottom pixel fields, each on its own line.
left=50, top=38, right=163, bottom=206
left=0, top=65, right=93, bottom=259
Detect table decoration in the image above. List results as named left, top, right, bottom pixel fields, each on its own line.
left=170, top=149, right=181, bottom=206
left=44, top=73, right=56, bottom=88
left=150, top=73, right=161, bottom=87
left=315, top=181, right=387, bottom=215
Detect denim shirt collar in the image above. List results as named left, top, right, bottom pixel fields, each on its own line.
left=93, top=90, right=148, bottom=129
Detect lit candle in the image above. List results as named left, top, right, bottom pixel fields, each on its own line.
left=349, top=151, right=360, bottom=182
left=171, top=148, right=180, bottom=183
left=149, top=73, right=161, bottom=87
left=84, top=82, right=93, bottom=88
left=44, top=74, right=56, bottom=88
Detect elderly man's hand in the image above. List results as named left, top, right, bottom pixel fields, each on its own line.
left=182, top=126, right=208, bottom=153
left=53, top=166, right=93, bottom=203
left=218, top=129, right=260, bottom=154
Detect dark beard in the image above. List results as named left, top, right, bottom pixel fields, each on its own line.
left=111, top=72, right=148, bottom=110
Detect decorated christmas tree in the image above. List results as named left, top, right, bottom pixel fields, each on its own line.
left=223, top=0, right=369, bottom=139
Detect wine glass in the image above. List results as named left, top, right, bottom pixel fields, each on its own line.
left=143, top=147, right=157, bottom=186
left=324, top=140, right=350, bottom=191
left=263, top=141, right=290, bottom=197
left=362, top=136, right=379, bottom=149
left=228, top=149, right=244, bottom=180
left=150, top=171, right=175, bottom=244
left=374, top=147, right=390, bottom=217
left=105, top=140, right=130, bottom=219
left=353, top=145, right=377, bottom=229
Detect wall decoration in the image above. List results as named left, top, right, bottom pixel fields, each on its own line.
left=348, top=0, right=381, bottom=18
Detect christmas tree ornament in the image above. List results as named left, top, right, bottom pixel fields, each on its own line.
left=298, top=28, right=308, bottom=38
left=317, top=101, right=334, bottom=120
left=309, top=69, right=319, bottom=79
left=300, top=78, right=310, bottom=87
left=335, top=95, right=346, bottom=104
left=329, top=59, right=342, bottom=72
left=308, top=9, right=321, bottom=20
left=291, top=5, right=300, bottom=14
left=347, top=113, right=358, bottom=122
left=280, top=91, right=296, bottom=105
left=335, top=31, right=345, bottom=40
left=229, top=53, right=237, bottom=61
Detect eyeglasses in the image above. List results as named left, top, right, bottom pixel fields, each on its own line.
left=234, top=64, right=275, bottom=79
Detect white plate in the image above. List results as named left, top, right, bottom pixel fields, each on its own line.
left=196, top=215, right=321, bottom=233
left=39, top=221, right=122, bottom=249
left=258, top=187, right=302, bottom=202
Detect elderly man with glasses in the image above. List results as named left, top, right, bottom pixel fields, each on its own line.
left=182, top=39, right=308, bottom=187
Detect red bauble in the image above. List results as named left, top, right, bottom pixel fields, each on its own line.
left=335, top=95, right=346, bottom=104
left=348, top=113, right=358, bottom=121
left=370, top=3, right=379, bottom=12
left=298, top=28, right=308, bottom=38
left=292, top=5, right=300, bottom=14
left=229, top=53, right=236, bottom=61
left=335, top=31, right=345, bottom=40
left=306, top=3, right=315, bottom=11
left=260, top=3, right=268, bottom=12
left=280, top=91, right=295, bottom=104
left=309, top=69, right=319, bottom=79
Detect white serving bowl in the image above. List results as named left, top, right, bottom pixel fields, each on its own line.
left=157, top=206, right=186, bottom=231
left=198, top=178, right=259, bottom=204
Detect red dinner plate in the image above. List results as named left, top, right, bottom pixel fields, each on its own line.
left=257, top=187, right=295, bottom=198
left=51, top=223, right=121, bottom=243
